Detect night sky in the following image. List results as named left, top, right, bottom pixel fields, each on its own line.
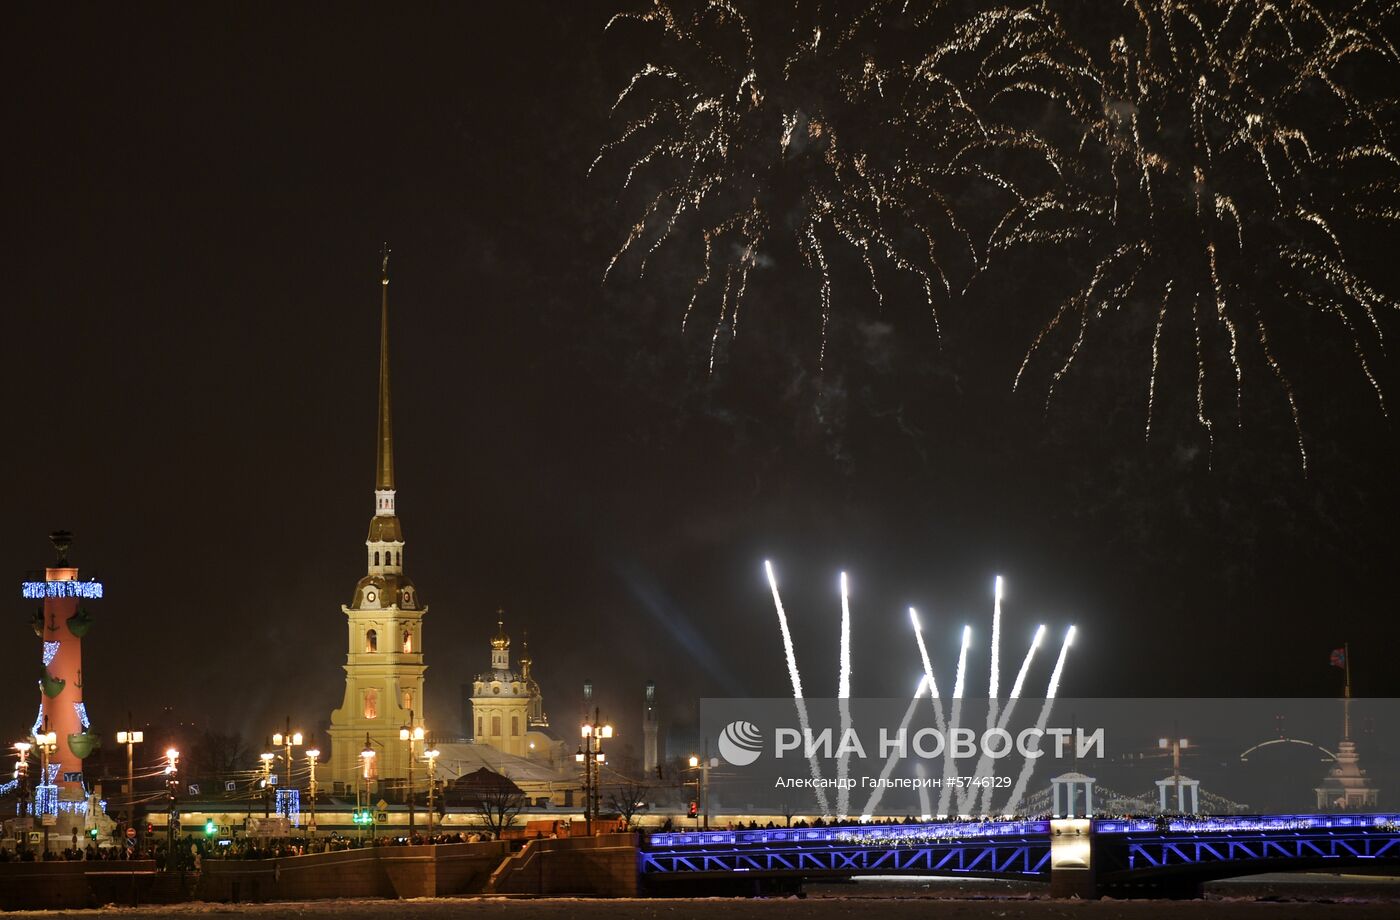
left=5, top=2, right=1398, bottom=761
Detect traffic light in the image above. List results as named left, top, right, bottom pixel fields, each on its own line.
left=88, top=827, right=99, bottom=839
left=353, top=809, right=372, bottom=825
left=688, top=801, right=698, bottom=818
left=204, top=820, right=217, bottom=837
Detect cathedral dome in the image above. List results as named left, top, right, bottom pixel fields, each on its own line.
left=491, top=619, right=510, bottom=650
left=350, top=573, right=420, bottom=609
left=367, top=515, right=404, bottom=543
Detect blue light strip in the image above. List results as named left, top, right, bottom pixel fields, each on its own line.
left=22, top=581, right=103, bottom=599
left=275, top=788, right=301, bottom=826
left=43, top=641, right=61, bottom=666
left=1094, top=813, right=1400, bottom=835
left=647, top=818, right=1052, bottom=849
left=34, top=784, right=58, bottom=816
left=74, top=701, right=91, bottom=730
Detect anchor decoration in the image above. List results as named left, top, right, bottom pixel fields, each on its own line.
left=41, top=668, right=66, bottom=698
left=66, top=607, right=93, bottom=638
left=67, top=731, right=101, bottom=759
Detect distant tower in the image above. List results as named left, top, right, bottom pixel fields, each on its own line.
left=25, top=531, right=104, bottom=805
left=1315, top=645, right=1379, bottom=809
left=327, top=249, right=428, bottom=788
left=471, top=616, right=532, bottom=757
left=643, top=680, right=659, bottom=776
left=520, top=632, right=549, bottom=729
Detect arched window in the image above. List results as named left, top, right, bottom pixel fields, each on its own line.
left=395, top=551, right=401, bottom=566
left=477, top=716, right=483, bottom=737
left=402, top=630, right=412, bottom=654
left=363, top=688, right=379, bottom=720
left=374, top=551, right=380, bottom=567
left=366, top=629, right=378, bottom=653
left=491, top=715, right=501, bottom=737
left=511, top=715, right=520, bottom=737
left=401, top=689, right=412, bottom=712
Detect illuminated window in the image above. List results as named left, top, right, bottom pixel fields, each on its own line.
left=364, top=689, right=379, bottom=720
left=402, top=689, right=412, bottom=712
left=402, top=630, right=412, bottom=654
left=366, top=629, right=378, bottom=653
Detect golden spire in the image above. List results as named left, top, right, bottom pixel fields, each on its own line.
left=491, top=612, right=510, bottom=650
left=376, top=244, right=394, bottom=492
left=519, top=630, right=532, bottom=679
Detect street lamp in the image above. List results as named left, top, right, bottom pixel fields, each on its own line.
left=271, top=718, right=303, bottom=832
left=576, top=709, right=613, bottom=836
left=423, top=748, right=440, bottom=840
left=259, top=751, right=275, bottom=818
left=686, top=750, right=713, bottom=829
left=34, top=720, right=58, bottom=854
left=13, top=742, right=32, bottom=854
left=115, top=724, right=144, bottom=846
left=399, top=713, right=425, bottom=837
left=164, top=748, right=180, bottom=853
left=359, top=736, right=377, bottom=843
left=305, top=748, right=321, bottom=844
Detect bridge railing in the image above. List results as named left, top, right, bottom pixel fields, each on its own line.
left=646, top=818, right=1050, bottom=850
left=1094, top=813, right=1400, bottom=835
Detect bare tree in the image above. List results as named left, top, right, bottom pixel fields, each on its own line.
left=475, top=786, right=527, bottom=839
left=606, top=779, right=650, bottom=829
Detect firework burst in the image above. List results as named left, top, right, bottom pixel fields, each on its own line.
left=598, top=0, right=1070, bottom=370
left=1002, top=0, right=1400, bottom=468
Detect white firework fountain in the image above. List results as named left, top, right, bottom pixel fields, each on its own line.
left=764, top=562, right=1076, bottom=819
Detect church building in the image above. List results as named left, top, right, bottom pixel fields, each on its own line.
left=468, top=617, right=559, bottom=760
left=326, top=252, right=428, bottom=789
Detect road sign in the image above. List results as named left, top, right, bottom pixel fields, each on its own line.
left=376, top=799, right=389, bottom=811
left=126, top=827, right=137, bottom=839
left=375, top=812, right=388, bottom=824
left=225, top=781, right=237, bottom=792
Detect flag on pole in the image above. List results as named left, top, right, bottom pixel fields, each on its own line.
left=1330, top=647, right=1346, bottom=669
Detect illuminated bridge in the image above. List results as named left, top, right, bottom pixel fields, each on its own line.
left=640, top=813, right=1400, bottom=898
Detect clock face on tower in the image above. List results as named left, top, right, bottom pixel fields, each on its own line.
left=365, top=589, right=377, bottom=606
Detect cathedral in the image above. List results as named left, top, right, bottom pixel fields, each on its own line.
left=467, top=617, right=556, bottom=758
left=324, top=254, right=569, bottom=799
left=326, top=252, right=427, bottom=789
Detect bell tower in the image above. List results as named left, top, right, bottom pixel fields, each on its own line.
left=327, top=248, right=428, bottom=789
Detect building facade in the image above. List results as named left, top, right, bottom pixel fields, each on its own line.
left=327, top=253, right=428, bottom=789
left=468, top=618, right=561, bottom=760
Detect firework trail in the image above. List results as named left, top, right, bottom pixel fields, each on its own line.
left=978, top=623, right=1046, bottom=812
left=599, top=0, right=1072, bottom=370
left=1002, top=1, right=1400, bottom=468
left=1004, top=624, right=1076, bottom=813
left=937, top=624, right=973, bottom=816
left=837, top=571, right=853, bottom=815
left=858, top=675, right=930, bottom=818
left=763, top=560, right=831, bottom=815
left=964, top=620, right=1047, bottom=814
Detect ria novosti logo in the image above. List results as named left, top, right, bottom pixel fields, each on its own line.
left=717, top=720, right=764, bottom=766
